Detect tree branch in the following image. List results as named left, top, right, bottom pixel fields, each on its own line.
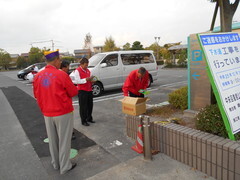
left=210, top=1, right=219, bottom=31
left=227, top=0, right=230, bottom=6
left=231, top=0, right=240, bottom=12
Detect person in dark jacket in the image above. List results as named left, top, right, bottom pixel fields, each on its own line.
left=60, top=60, right=76, bottom=140
left=74, top=58, right=95, bottom=126
left=60, top=60, right=70, bottom=74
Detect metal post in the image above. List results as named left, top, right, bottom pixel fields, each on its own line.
left=51, top=40, right=54, bottom=51
left=143, top=116, right=152, bottom=160
left=139, top=115, right=144, bottom=125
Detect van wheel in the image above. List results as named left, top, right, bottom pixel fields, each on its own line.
left=23, top=74, right=28, bottom=80
left=92, top=82, right=103, bottom=97
left=148, top=75, right=152, bottom=88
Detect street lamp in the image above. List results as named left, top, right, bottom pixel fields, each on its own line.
left=154, top=37, right=160, bottom=61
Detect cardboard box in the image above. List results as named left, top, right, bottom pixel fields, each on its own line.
left=119, top=97, right=148, bottom=116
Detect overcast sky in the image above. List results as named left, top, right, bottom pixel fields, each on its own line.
left=1, top=0, right=240, bottom=54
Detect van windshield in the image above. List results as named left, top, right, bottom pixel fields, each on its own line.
left=88, top=54, right=106, bottom=68
left=25, top=65, right=33, bottom=70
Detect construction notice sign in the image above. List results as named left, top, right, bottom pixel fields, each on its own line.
left=198, top=33, right=240, bottom=138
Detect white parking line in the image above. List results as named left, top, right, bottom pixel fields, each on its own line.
left=20, top=81, right=29, bottom=84
left=94, top=95, right=123, bottom=103
left=72, top=87, right=160, bottom=105
left=72, top=94, right=123, bottom=105
left=72, top=81, right=188, bottom=105
left=161, top=81, right=187, bottom=87
left=94, top=92, right=123, bottom=100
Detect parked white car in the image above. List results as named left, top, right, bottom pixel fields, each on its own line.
left=70, top=50, right=158, bottom=97
left=27, top=67, right=45, bottom=83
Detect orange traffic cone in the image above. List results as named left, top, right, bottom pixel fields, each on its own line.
left=131, top=124, right=143, bottom=154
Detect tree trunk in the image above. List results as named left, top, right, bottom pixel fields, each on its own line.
left=210, top=1, right=218, bottom=31
left=218, top=0, right=239, bottom=32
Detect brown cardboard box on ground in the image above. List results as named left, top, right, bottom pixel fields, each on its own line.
left=119, top=97, right=148, bottom=116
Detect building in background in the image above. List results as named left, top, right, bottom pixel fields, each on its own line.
left=74, top=49, right=92, bottom=61
left=93, top=46, right=103, bottom=54
left=21, top=53, right=29, bottom=58
left=10, top=54, right=19, bottom=62
left=9, top=54, right=19, bottom=69
left=168, top=44, right=187, bottom=65
left=60, top=51, right=75, bottom=57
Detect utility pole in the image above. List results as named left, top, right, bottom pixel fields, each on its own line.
left=154, top=37, right=160, bottom=61
left=51, top=40, right=54, bottom=51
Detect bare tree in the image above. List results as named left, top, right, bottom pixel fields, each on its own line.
left=210, top=0, right=239, bottom=32
left=83, top=33, right=93, bottom=51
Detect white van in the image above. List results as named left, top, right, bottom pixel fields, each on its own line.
left=71, top=50, right=158, bottom=97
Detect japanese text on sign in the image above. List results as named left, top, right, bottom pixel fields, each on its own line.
left=199, top=33, right=240, bottom=134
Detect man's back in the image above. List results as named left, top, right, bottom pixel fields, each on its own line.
left=122, top=69, right=149, bottom=96
left=33, top=65, right=78, bottom=117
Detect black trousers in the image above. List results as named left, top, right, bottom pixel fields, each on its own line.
left=129, top=91, right=144, bottom=98
left=78, top=90, right=93, bottom=124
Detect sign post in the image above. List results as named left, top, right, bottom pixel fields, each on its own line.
left=198, top=32, right=240, bottom=140
left=188, top=34, right=211, bottom=111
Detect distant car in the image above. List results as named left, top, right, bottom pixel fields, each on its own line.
left=69, top=63, right=80, bottom=74
left=17, top=62, right=46, bottom=80
left=26, top=67, right=45, bottom=83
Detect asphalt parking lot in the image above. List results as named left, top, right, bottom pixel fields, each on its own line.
left=0, top=68, right=215, bottom=180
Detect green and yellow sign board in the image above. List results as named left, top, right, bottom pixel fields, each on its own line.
left=198, top=32, right=240, bottom=140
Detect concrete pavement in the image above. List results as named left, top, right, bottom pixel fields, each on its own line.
left=0, top=71, right=215, bottom=180
left=87, top=153, right=214, bottom=180
left=0, top=86, right=48, bottom=180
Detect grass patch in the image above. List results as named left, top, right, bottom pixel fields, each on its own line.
left=146, top=105, right=192, bottom=127
left=146, top=104, right=182, bottom=118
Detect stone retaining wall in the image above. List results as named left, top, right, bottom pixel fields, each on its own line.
left=125, top=115, right=240, bottom=180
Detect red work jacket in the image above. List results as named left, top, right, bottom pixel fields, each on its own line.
left=122, top=69, right=149, bottom=96
left=33, top=65, right=78, bottom=117
left=76, top=67, right=92, bottom=91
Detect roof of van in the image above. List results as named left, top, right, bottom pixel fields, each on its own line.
left=97, top=50, right=153, bottom=55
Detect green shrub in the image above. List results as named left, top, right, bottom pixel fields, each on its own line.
left=164, top=62, right=174, bottom=68
left=168, top=86, right=188, bottom=110
left=177, top=59, right=187, bottom=68
left=196, top=104, right=240, bottom=140
left=156, top=60, right=164, bottom=65
left=164, top=62, right=187, bottom=68
left=177, top=59, right=187, bottom=67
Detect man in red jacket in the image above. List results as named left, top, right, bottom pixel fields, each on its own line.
left=122, top=67, right=149, bottom=97
left=74, top=58, right=95, bottom=126
left=33, top=50, right=78, bottom=174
